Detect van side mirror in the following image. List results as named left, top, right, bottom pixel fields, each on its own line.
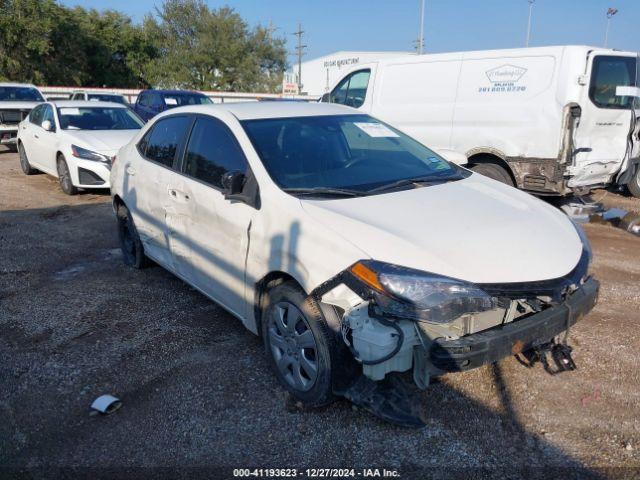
left=41, top=120, right=54, bottom=132
left=221, top=170, right=246, bottom=197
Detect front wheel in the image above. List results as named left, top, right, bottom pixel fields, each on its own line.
left=262, top=281, right=335, bottom=407
left=628, top=166, right=640, bottom=198
left=56, top=155, right=78, bottom=195
left=470, top=163, right=515, bottom=187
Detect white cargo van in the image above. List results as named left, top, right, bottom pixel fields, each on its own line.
left=322, top=46, right=640, bottom=197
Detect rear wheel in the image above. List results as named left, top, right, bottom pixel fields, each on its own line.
left=56, top=155, right=78, bottom=195
left=470, top=162, right=515, bottom=186
left=116, top=204, right=148, bottom=269
left=18, top=143, right=36, bottom=175
left=262, top=281, right=335, bottom=407
left=628, top=166, right=640, bottom=198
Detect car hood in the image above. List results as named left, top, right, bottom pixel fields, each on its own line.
left=0, top=101, right=41, bottom=109
left=301, top=174, right=583, bottom=284
left=62, top=129, right=140, bottom=154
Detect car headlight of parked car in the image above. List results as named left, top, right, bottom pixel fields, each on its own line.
left=71, top=144, right=112, bottom=164
left=349, top=260, right=497, bottom=324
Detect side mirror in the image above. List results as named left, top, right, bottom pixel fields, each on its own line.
left=221, top=170, right=246, bottom=197
left=41, top=120, right=54, bottom=132
left=320, top=93, right=330, bottom=103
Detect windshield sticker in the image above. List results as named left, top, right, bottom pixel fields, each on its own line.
left=59, top=108, right=80, bottom=115
left=164, top=97, right=178, bottom=105
left=354, top=122, right=399, bottom=138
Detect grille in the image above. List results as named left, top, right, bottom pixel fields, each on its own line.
left=0, top=109, right=30, bottom=125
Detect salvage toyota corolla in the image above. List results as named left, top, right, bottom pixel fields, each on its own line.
left=110, top=102, right=598, bottom=426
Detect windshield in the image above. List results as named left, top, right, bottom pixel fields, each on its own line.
left=57, top=107, right=144, bottom=130
left=241, top=114, right=465, bottom=194
left=87, top=94, right=127, bottom=105
left=0, top=86, right=44, bottom=102
left=163, top=94, right=212, bottom=107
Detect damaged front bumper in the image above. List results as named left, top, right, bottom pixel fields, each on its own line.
left=428, top=277, right=599, bottom=373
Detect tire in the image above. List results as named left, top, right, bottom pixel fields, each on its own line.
left=628, top=166, right=640, bottom=198
left=470, top=162, right=515, bottom=187
left=18, top=143, right=36, bottom=175
left=116, top=204, right=149, bottom=269
left=56, top=155, right=78, bottom=195
left=262, top=281, right=336, bottom=406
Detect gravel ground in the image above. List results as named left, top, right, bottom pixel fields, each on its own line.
left=1, top=149, right=639, bottom=479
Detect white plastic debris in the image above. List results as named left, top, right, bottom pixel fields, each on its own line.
left=90, top=394, right=122, bottom=415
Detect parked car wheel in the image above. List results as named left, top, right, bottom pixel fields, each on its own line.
left=56, top=155, right=78, bottom=195
left=262, top=281, right=335, bottom=407
left=18, top=142, right=36, bottom=175
left=628, top=166, right=640, bottom=198
left=116, top=204, right=149, bottom=269
left=471, top=163, right=515, bottom=187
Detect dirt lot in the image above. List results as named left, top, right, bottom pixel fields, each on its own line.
left=1, top=149, right=639, bottom=479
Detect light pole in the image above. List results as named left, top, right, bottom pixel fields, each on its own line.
left=418, top=0, right=425, bottom=54
left=604, top=7, right=618, bottom=48
left=525, top=0, right=534, bottom=47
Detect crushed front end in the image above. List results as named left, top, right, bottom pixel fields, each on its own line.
left=312, top=227, right=598, bottom=424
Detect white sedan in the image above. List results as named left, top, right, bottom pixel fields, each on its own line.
left=110, top=102, right=598, bottom=426
left=17, top=100, right=143, bottom=194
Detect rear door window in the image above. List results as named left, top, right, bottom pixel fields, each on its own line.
left=589, top=55, right=637, bottom=109
left=141, top=115, right=192, bottom=168
left=183, top=116, right=248, bottom=188
left=29, top=105, right=44, bottom=126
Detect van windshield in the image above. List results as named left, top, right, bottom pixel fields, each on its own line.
left=241, top=114, right=467, bottom=195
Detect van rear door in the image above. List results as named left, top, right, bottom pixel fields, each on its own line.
left=569, top=53, right=637, bottom=189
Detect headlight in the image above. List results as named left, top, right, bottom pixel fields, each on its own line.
left=71, top=144, right=111, bottom=164
left=349, top=260, right=497, bottom=324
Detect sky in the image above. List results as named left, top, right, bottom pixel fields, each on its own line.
left=60, top=0, right=640, bottom=66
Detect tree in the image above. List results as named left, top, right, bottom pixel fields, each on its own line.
left=142, top=0, right=287, bottom=92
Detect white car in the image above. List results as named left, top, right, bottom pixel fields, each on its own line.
left=70, top=90, right=129, bottom=106
left=110, top=102, right=598, bottom=425
left=17, top=101, right=143, bottom=194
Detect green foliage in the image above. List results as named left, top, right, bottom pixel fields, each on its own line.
left=0, top=0, right=287, bottom=92
left=143, top=0, right=287, bottom=92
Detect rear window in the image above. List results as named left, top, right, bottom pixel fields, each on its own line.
left=590, top=55, right=637, bottom=109
left=141, top=115, right=192, bottom=168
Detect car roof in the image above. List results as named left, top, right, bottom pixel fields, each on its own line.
left=142, top=89, right=206, bottom=96
left=74, top=91, right=123, bottom=96
left=50, top=100, right=128, bottom=108
left=0, top=82, right=40, bottom=89
left=168, top=101, right=360, bottom=120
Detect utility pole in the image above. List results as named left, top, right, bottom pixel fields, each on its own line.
left=525, top=0, right=534, bottom=47
left=293, top=23, right=306, bottom=94
left=604, top=7, right=618, bottom=48
left=418, top=0, right=425, bottom=54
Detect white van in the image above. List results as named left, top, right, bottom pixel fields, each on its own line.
left=322, top=46, right=640, bottom=197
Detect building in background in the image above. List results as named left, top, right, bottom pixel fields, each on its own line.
left=284, top=51, right=413, bottom=97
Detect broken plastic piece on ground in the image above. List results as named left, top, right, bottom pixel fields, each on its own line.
left=342, top=373, right=425, bottom=428
left=90, top=394, right=122, bottom=415
left=516, top=340, right=577, bottom=375
left=559, top=196, right=604, bottom=223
